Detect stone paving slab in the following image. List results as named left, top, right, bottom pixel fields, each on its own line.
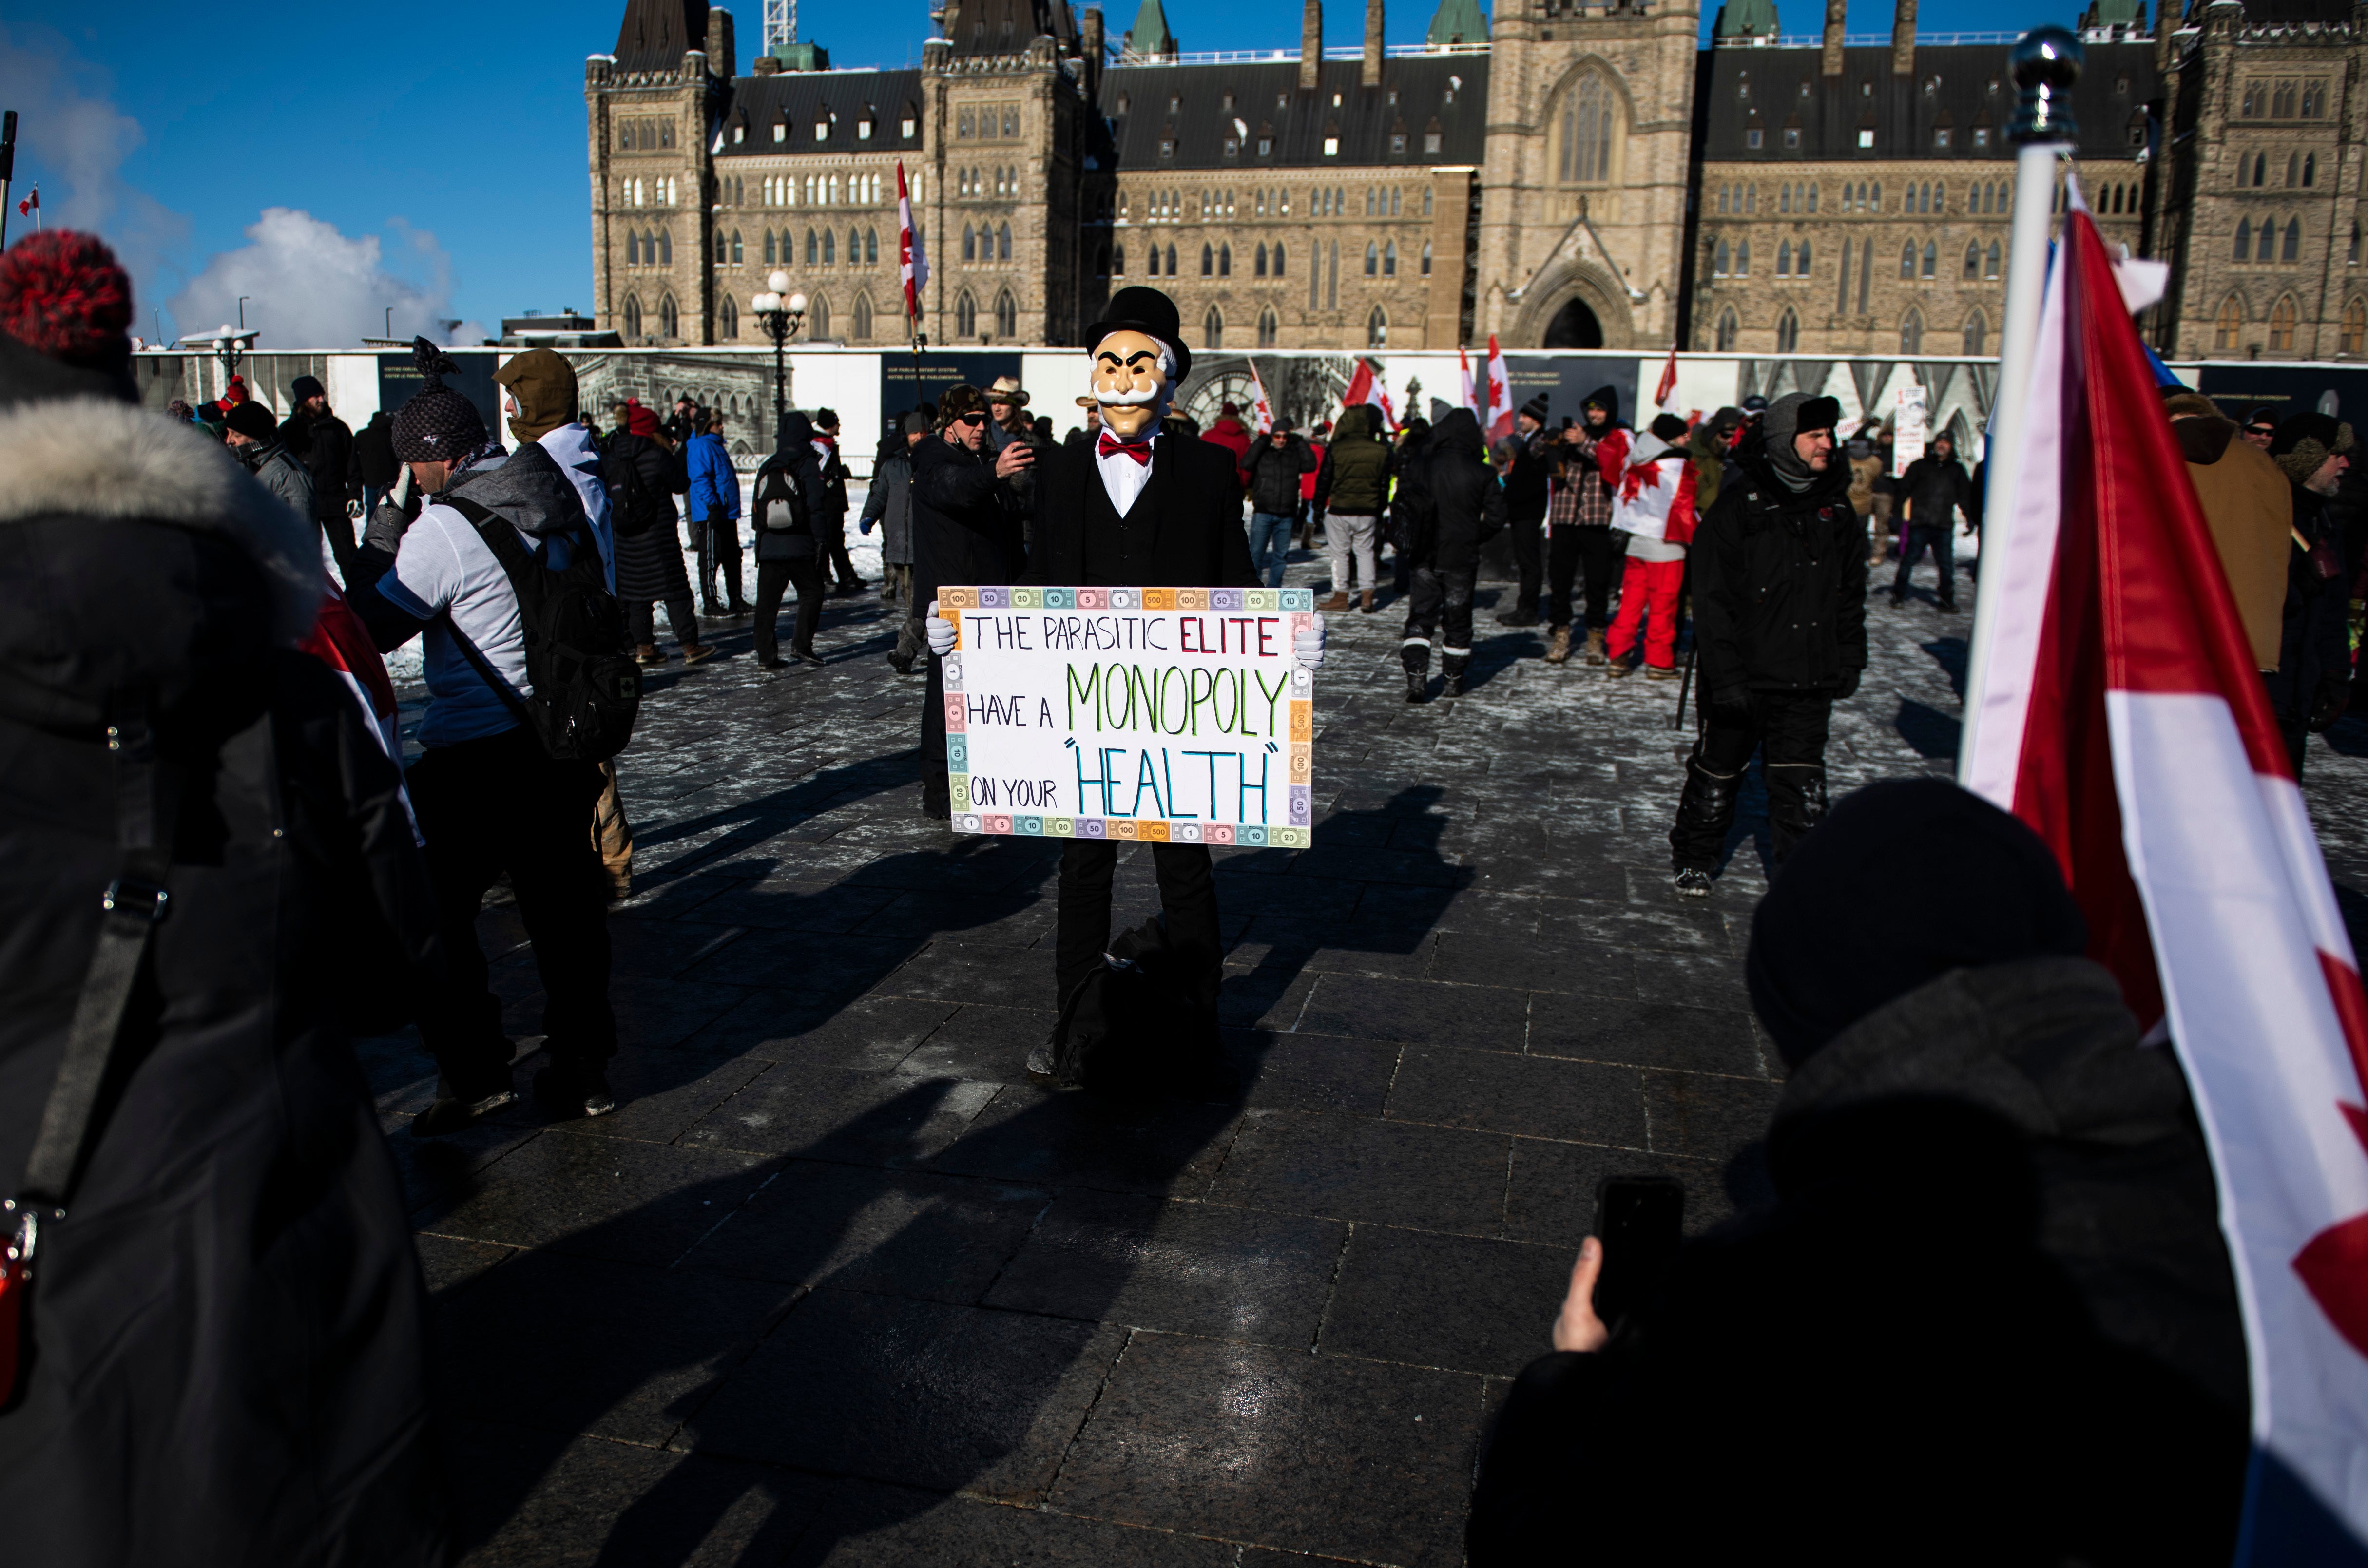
left=361, top=549, right=2368, bottom=1566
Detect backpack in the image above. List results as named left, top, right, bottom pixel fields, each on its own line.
left=601, top=438, right=666, bottom=538
left=754, top=458, right=813, bottom=535
left=440, top=496, right=642, bottom=763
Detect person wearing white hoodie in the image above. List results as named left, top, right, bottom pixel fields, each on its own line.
left=1600, top=413, right=1698, bottom=681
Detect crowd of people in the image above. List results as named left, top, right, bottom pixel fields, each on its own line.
left=1, top=232, right=2359, bottom=1565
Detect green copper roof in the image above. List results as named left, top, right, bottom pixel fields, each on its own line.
left=2080, top=0, right=2144, bottom=26
left=1426, top=0, right=1488, bottom=46
left=1127, top=0, right=1176, bottom=55
left=1712, top=0, right=1780, bottom=37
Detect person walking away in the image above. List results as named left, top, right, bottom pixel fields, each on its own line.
left=1545, top=394, right=1633, bottom=665
left=863, top=411, right=929, bottom=671
left=1669, top=392, right=1865, bottom=896
left=1400, top=407, right=1508, bottom=701
left=750, top=411, right=831, bottom=669
left=350, top=340, right=624, bottom=1130
left=1600, top=413, right=1699, bottom=681
left=0, top=231, right=448, bottom=1567
left=604, top=402, right=712, bottom=667
left=1494, top=395, right=1553, bottom=626
left=2266, top=414, right=2355, bottom=777
left=223, top=398, right=316, bottom=523
left=911, top=384, right=1031, bottom=817
left=1892, top=432, right=1974, bottom=611
left=1301, top=419, right=1329, bottom=549
left=1243, top=415, right=1318, bottom=588
left=686, top=410, right=748, bottom=616
left=1390, top=417, right=1433, bottom=596
left=2162, top=390, right=2290, bottom=684
left=1203, top=398, right=1254, bottom=476
left=811, top=407, right=863, bottom=593
left=1313, top=404, right=1388, bottom=612
left=277, top=373, right=362, bottom=580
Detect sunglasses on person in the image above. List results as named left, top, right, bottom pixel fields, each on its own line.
left=954, top=411, right=989, bottom=426
left=2247, top=423, right=2277, bottom=438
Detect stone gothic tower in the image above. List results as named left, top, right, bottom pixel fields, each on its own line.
left=1473, top=0, right=1702, bottom=348
left=587, top=0, right=732, bottom=344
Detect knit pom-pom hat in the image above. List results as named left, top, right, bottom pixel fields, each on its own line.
left=390, top=336, right=488, bottom=461
left=0, top=230, right=134, bottom=367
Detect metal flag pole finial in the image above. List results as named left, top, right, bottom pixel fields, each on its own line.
left=1961, top=26, right=2082, bottom=778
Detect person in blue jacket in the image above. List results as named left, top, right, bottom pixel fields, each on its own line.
left=685, top=410, right=748, bottom=616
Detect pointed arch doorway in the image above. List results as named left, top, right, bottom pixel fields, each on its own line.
left=1544, top=298, right=1603, bottom=349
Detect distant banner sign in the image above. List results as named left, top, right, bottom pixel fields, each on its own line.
left=936, top=585, right=1317, bottom=847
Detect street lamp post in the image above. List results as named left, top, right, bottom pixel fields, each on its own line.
left=750, top=269, right=807, bottom=443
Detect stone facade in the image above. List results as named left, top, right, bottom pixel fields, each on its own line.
left=583, top=0, right=2365, bottom=359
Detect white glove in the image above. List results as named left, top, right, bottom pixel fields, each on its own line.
left=925, top=599, right=958, bottom=657
left=1293, top=612, right=1326, bottom=672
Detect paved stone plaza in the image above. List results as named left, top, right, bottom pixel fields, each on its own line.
left=365, top=549, right=2368, bottom=1567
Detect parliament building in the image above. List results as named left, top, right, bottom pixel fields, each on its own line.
left=585, top=0, right=2368, bottom=360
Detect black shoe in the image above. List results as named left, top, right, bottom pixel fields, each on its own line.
left=1026, top=1037, right=1081, bottom=1090
left=534, top=1063, right=617, bottom=1120
left=922, top=791, right=951, bottom=821
left=409, top=1085, right=518, bottom=1138
left=757, top=657, right=789, bottom=670
left=887, top=653, right=915, bottom=675
left=1495, top=610, right=1540, bottom=628
left=792, top=648, right=826, bottom=667
left=1673, top=867, right=1714, bottom=899
left=727, top=601, right=753, bottom=618
left=1937, top=600, right=1961, bottom=614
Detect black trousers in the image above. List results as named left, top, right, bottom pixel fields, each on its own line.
left=1894, top=523, right=1957, bottom=605
left=922, top=650, right=949, bottom=801
left=320, top=511, right=359, bottom=583
left=693, top=515, right=744, bottom=607
left=820, top=512, right=861, bottom=588
left=1056, top=840, right=1222, bottom=1007
left=1509, top=506, right=1547, bottom=612
left=628, top=595, right=699, bottom=648
left=407, top=727, right=616, bottom=1093
left=753, top=555, right=825, bottom=662
left=1548, top=526, right=1618, bottom=630
left=1403, top=564, right=1477, bottom=671
left=1669, top=691, right=1835, bottom=872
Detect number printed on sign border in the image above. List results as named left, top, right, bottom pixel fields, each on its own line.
left=937, top=585, right=1317, bottom=847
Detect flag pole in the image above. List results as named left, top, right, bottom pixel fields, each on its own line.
left=1961, top=26, right=2082, bottom=778
left=0, top=112, right=16, bottom=252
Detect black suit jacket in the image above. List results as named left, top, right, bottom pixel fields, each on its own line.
left=1023, top=435, right=1259, bottom=590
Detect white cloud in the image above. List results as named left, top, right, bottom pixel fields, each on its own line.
left=169, top=208, right=486, bottom=351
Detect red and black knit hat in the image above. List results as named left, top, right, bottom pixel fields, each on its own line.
left=0, top=229, right=134, bottom=369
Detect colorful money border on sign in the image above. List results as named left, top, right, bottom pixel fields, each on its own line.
left=936, top=585, right=1317, bottom=848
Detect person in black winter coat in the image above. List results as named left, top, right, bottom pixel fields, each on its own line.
left=1669, top=392, right=1867, bottom=892
left=1891, top=431, right=1975, bottom=611
left=750, top=411, right=831, bottom=668
left=1399, top=408, right=1508, bottom=701
left=0, top=295, right=446, bottom=1562
left=1241, top=422, right=1319, bottom=589
left=277, top=373, right=362, bottom=580
left=911, top=384, right=1032, bottom=816
left=606, top=405, right=712, bottom=666
left=1493, top=394, right=1553, bottom=625
left=2266, top=414, right=2356, bottom=777
left=1469, top=779, right=2247, bottom=1568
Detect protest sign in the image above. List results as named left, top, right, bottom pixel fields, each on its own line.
left=935, top=585, right=1317, bottom=847
left=1892, top=382, right=1928, bottom=477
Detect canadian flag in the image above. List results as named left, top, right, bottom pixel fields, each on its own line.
left=1248, top=359, right=1274, bottom=436
left=1338, top=359, right=1396, bottom=430
left=1482, top=333, right=1514, bottom=441
left=897, top=161, right=928, bottom=320
left=1458, top=346, right=1479, bottom=415
left=1964, top=192, right=2368, bottom=1554
left=1654, top=344, right=1679, bottom=411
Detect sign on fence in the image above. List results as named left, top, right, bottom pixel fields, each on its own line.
left=936, top=585, right=1317, bottom=847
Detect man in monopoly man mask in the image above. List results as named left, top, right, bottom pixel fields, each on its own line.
left=926, top=286, right=1326, bottom=1091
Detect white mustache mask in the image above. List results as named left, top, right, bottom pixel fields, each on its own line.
left=1092, top=381, right=1165, bottom=407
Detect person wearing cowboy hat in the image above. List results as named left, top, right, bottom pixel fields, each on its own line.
left=1065, top=394, right=1103, bottom=452
left=923, top=287, right=1325, bottom=1092
left=985, top=375, right=1031, bottom=446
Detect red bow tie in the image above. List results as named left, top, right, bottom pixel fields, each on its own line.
left=1097, top=431, right=1153, bottom=466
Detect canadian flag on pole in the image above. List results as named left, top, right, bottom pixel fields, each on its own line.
left=1458, top=345, right=1480, bottom=415
left=1964, top=191, right=2368, bottom=1554
left=1337, top=359, right=1396, bottom=430
left=896, top=162, right=928, bottom=320
left=1248, top=359, right=1274, bottom=436
left=1653, top=344, right=1679, bottom=411
left=1482, top=333, right=1514, bottom=441
left=16, top=186, right=35, bottom=221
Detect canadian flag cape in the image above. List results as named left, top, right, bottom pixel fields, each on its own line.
left=1482, top=334, right=1514, bottom=441
left=1964, top=196, right=2368, bottom=1556
left=1607, top=431, right=1697, bottom=545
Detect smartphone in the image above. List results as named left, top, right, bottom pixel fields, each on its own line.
left=1592, top=1175, right=1686, bottom=1330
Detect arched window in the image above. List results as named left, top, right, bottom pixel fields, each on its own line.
left=1258, top=307, right=1279, bottom=348
left=1219, top=243, right=1232, bottom=276
left=2271, top=294, right=2299, bottom=351
left=2284, top=220, right=2302, bottom=262
left=1964, top=241, right=1982, bottom=281
left=1383, top=240, right=1396, bottom=277
left=2354, top=222, right=2364, bottom=265
left=1255, top=242, right=1269, bottom=277
left=1797, top=239, right=1810, bottom=274
left=1714, top=307, right=1738, bottom=351
left=1775, top=308, right=1799, bottom=352
left=998, top=223, right=1012, bottom=261
left=1921, top=241, right=1937, bottom=279
left=1204, top=305, right=1224, bottom=349
left=1200, top=243, right=1214, bottom=277
left=731, top=229, right=744, bottom=264
left=1558, top=73, right=1617, bottom=183
left=846, top=228, right=860, bottom=266
left=720, top=296, right=738, bottom=339
left=1964, top=309, right=1987, bottom=356
left=802, top=228, right=815, bottom=265
left=2213, top=295, right=2243, bottom=351
left=1365, top=241, right=1379, bottom=276
left=1777, top=240, right=1793, bottom=277
left=2343, top=297, right=2367, bottom=356
left=659, top=294, right=679, bottom=339
left=1367, top=305, right=1388, bottom=348
left=2289, top=153, right=2302, bottom=188
left=1714, top=240, right=1731, bottom=277
left=2252, top=152, right=2267, bottom=187
left=1986, top=242, right=2002, bottom=280
left=762, top=230, right=775, bottom=265
left=852, top=294, right=873, bottom=341
left=657, top=229, right=672, bottom=265
left=1147, top=243, right=1162, bottom=277
left=1736, top=240, right=1750, bottom=276
left=1166, top=243, right=1178, bottom=275
left=627, top=230, right=641, bottom=267
left=622, top=294, right=643, bottom=339
left=1113, top=243, right=1127, bottom=276
left=866, top=228, right=879, bottom=264
left=994, top=288, right=1017, bottom=338
left=1421, top=240, right=1432, bottom=276
left=810, top=295, right=830, bottom=338
left=1901, top=241, right=1918, bottom=279
left=956, top=289, right=978, bottom=338
left=2304, top=153, right=2317, bottom=188
left=963, top=224, right=977, bottom=262
left=1273, top=242, right=1286, bottom=277
left=822, top=229, right=836, bottom=265
left=2259, top=222, right=2277, bottom=263
left=1899, top=309, right=1923, bottom=355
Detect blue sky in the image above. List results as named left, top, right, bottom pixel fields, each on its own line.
left=2, top=0, right=2095, bottom=347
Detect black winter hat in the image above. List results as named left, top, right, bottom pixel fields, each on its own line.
left=1520, top=393, right=1550, bottom=423
left=1580, top=384, right=1619, bottom=422
left=224, top=400, right=277, bottom=441
left=1745, top=778, right=2088, bottom=1068
left=289, top=373, right=326, bottom=403
left=1083, top=285, right=1191, bottom=380
left=1649, top=412, right=1690, bottom=443
left=391, top=337, right=488, bottom=462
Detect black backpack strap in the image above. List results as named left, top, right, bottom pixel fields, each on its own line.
left=14, top=691, right=181, bottom=1225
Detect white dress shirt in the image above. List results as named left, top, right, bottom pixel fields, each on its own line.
left=1095, top=429, right=1157, bottom=516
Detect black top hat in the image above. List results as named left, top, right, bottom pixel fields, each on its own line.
left=1084, top=285, right=1191, bottom=381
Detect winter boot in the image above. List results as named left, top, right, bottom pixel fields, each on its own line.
left=1584, top=629, right=1607, bottom=666
left=1645, top=664, right=1679, bottom=682
left=1441, top=653, right=1468, bottom=698
left=1604, top=658, right=1636, bottom=679
left=680, top=643, right=718, bottom=667
left=1360, top=590, right=1376, bottom=614
left=1319, top=591, right=1353, bottom=612
left=635, top=643, right=666, bottom=667
left=1402, top=642, right=1431, bottom=703
left=1672, top=867, right=1715, bottom=899
left=1545, top=627, right=1573, bottom=664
